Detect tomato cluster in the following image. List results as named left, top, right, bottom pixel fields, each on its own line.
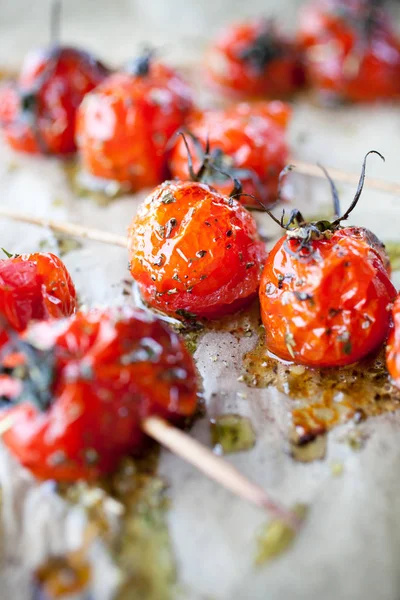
left=206, top=1, right=400, bottom=103
left=0, top=307, right=197, bottom=481
left=298, top=0, right=400, bottom=102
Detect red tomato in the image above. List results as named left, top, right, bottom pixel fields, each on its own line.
left=0, top=47, right=108, bottom=154
left=386, top=295, right=400, bottom=387
left=169, top=101, right=291, bottom=209
left=206, top=19, right=306, bottom=98
left=128, top=180, right=266, bottom=319
left=0, top=307, right=198, bottom=481
left=298, top=0, right=400, bottom=102
left=260, top=228, right=395, bottom=367
left=0, top=252, right=76, bottom=347
left=76, top=55, right=193, bottom=191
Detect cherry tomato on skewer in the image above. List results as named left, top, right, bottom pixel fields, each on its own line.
left=298, top=0, right=400, bottom=103
left=0, top=307, right=198, bottom=481
left=76, top=51, right=194, bottom=192
left=0, top=252, right=77, bottom=347
left=128, top=155, right=266, bottom=320
left=206, top=18, right=306, bottom=98
left=170, top=101, right=291, bottom=209
left=0, top=46, right=108, bottom=154
left=259, top=151, right=396, bottom=368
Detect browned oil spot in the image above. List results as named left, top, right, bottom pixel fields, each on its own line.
left=35, top=545, right=91, bottom=598
left=243, top=324, right=400, bottom=458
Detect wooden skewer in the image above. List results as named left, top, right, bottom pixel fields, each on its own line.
left=290, top=158, right=400, bottom=196
left=0, top=207, right=128, bottom=248
left=143, top=417, right=299, bottom=528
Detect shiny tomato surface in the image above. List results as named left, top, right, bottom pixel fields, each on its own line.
left=128, top=180, right=266, bottom=319
left=0, top=252, right=76, bottom=346
left=170, top=101, right=291, bottom=209
left=76, top=61, right=193, bottom=190
left=206, top=19, right=306, bottom=98
left=386, top=295, right=400, bottom=388
left=259, top=227, right=395, bottom=367
left=0, top=46, right=108, bottom=154
left=298, top=0, right=400, bottom=102
left=0, top=307, right=198, bottom=481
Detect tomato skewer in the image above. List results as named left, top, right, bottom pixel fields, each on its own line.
left=0, top=308, right=298, bottom=526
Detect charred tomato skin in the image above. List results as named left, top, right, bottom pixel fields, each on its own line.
left=76, top=63, right=193, bottom=190
left=169, top=101, right=291, bottom=209
left=259, top=227, right=396, bottom=367
left=0, top=47, right=108, bottom=154
left=206, top=19, right=306, bottom=98
left=128, top=180, right=267, bottom=319
left=0, top=307, right=198, bottom=481
left=298, top=0, right=400, bottom=102
left=386, top=296, right=400, bottom=388
left=0, top=252, right=77, bottom=346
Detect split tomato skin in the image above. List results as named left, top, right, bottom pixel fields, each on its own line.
left=0, top=308, right=198, bottom=481
left=169, top=101, right=291, bottom=209
left=298, top=0, right=400, bottom=102
left=206, top=19, right=306, bottom=98
left=259, top=227, right=396, bottom=367
left=0, top=47, right=108, bottom=154
left=128, top=180, right=267, bottom=319
left=0, top=252, right=76, bottom=346
left=386, top=296, right=400, bottom=388
left=76, top=63, right=193, bottom=190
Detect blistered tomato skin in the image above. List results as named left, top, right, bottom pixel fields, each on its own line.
left=76, top=63, right=193, bottom=190
left=298, top=0, right=400, bottom=102
left=128, top=180, right=267, bottom=319
left=0, top=252, right=77, bottom=346
left=0, top=308, right=198, bottom=481
left=206, top=19, right=306, bottom=98
left=386, top=296, right=400, bottom=388
left=169, top=101, right=291, bottom=209
left=0, top=47, right=108, bottom=154
left=259, top=228, right=396, bottom=367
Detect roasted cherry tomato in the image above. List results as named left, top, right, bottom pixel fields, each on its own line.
left=206, top=19, right=306, bottom=98
left=0, top=307, right=197, bottom=481
left=259, top=151, right=396, bottom=367
left=76, top=52, right=193, bottom=191
left=169, top=101, right=291, bottom=209
left=0, top=252, right=76, bottom=346
left=0, top=46, right=108, bottom=154
left=298, top=0, right=400, bottom=102
left=386, top=295, right=400, bottom=388
left=128, top=179, right=266, bottom=319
